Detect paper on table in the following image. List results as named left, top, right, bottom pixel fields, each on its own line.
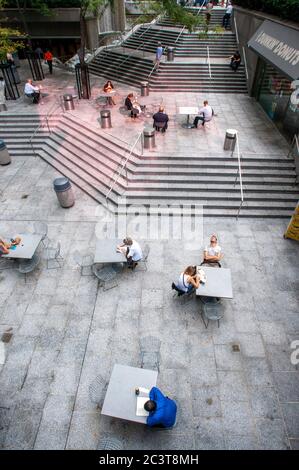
left=136, top=397, right=149, bottom=417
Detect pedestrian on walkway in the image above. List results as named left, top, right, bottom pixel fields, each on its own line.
left=222, top=1, right=233, bottom=29
left=155, top=42, right=164, bottom=69
left=44, top=49, right=53, bottom=74
left=205, top=1, right=213, bottom=26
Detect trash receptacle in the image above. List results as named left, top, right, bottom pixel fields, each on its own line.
left=63, top=94, right=75, bottom=111
left=0, top=140, right=11, bottom=165
left=143, top=127, right=155, bottom=150
left=224, top=129, right=237, bottom=151
left=140, top=81, right=149, bottom=97
left=167, top=47, right=175, bottom=62
left=100, top=109, right=112, bottom=129
left=53, top=177, right=75, bottom=208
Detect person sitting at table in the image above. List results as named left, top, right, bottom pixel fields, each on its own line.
left=144, top=386, right=177, bottom=428
left=124, top=93, right=139, bottom=119
left=0, top=238, right=10, bottom=255
left=193, top=100, right=213, bottom=128
left=201, top=234, right=223, bottom=268
left=117, top=237, right=143, bottom=269
left=24, top=78, right=41, bottom=104
left=174, top=265, right=200, bottom=295
left=153, top=106, right=169, bottom=133
left=103, top=80, right=116, bottom=105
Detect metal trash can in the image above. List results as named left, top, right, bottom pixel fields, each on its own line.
left=167, top=47, right=175, bottom=62
left=0, top=140, right=11, bottom=165
left=53, top=177, right=75, bottom=208
left=143, top=127, right=155, bottom=150
left=100, top=109, right=112, bottom=129
left=140, top=81, right=149, bottom=97
left=63, top=94, right=75, bottom=111
left=224, top=129, right=237, bottom=151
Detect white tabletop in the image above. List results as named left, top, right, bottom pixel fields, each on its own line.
left=2, top=234, right=43, bottom=259
left=94, top=238, right=127, bottom=264
left=101, top=364, right=158, bottom=424
left=196, top=266, right=233, bottom=299
left=178, top=107, right=199, bottom=115
left=99, top=90, right=116, bottom=97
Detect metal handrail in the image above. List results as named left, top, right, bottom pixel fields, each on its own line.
left=111, top=22, right=155, bottom=83
left=232, top=131, right=244, bottom=219
left=106, top=131, right=143, bottom=201
left=287, top=134, right=299, bottom=183
left=242, top=46, right=249, bottom=81
left=175, top=25, right=186, bottom=44
left=234, top=16, right=239, bottom=44
left=207, top=45, right=212, bottom=79
left=29, top=99, right=62, bottom=157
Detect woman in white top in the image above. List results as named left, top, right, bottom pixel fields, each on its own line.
left=202, top=234, right=222, bottom=267
left=117, top=237, right=143, bottom=269
left=176, top=265, right=200, bottom=294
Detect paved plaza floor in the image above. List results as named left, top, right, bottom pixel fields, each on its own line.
left=0, top=61, right=298, bottom=450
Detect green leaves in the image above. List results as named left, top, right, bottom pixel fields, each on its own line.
left=233, top=0, right=299, bottom=23
left=0, top=26, right=25, bottom=60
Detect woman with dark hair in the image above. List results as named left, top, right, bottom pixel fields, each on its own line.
left=103, top=80, right=116, bottom=105
left=230, top=51, right=241, bottom=72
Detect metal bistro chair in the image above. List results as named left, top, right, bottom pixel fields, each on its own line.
left=200, top=297, right=224, bottom=328
left=73, top=250, right=93, bottom=276
left=98, top=436, right=123, bottom=450
left=92, top=264, right=118, bottom=291
left=140, top=335, right=161, bottom=372
left=171, top=282, right=195, bottom=302
left=18, top=253, right=41, bottom=282
left=33, top=221, right=49, bottom=248
left=137, top=244, right=150, bottom=271
left=46, top=241, right=64, bottom=269
left=89, top=374, right=108, bottom=409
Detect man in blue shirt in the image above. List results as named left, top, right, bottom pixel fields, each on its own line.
left=155, top=43, right=164, bottom=69
left=144, top=387, right=177, bottom=428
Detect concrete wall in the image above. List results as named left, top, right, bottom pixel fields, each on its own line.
left=232, top=7, right=299, bottom=95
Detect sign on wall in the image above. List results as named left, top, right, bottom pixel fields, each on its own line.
left=248, top=20, right=299, bottom=80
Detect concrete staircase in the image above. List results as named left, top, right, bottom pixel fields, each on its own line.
left=157, top=8, right=231, bottom=29
left=122, top=25, right=239, bottom=57
left=88, top=50, right=153, bottom=87
left=1, top=112, right=297, bottom=218
left=150, top=62, right=247, bottom=93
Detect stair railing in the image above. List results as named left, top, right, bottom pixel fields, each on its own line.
left=174, top=25, right=186, bottom=45
left=112, top=22, right=156, bottom=84
left=232, top=131, right=244, bottom=219
left=287, top=134, right=299, bottom=183
left=29, top=99, right=62, bottom=158
left=105, top=131, right=143, bottom=202
left=242, top=46, right=249, bottom=81
left=207, top=45, right=212, bottom=79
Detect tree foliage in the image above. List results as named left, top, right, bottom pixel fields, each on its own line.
left=136, top=0, right=205, bottom=32
left=0, top=1, right=26, bottom=59
left=233, top=0, right=299, bottom=23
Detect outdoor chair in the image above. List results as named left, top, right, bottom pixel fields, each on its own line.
left=97, top=436, right=123, bottom=450
left=89, top=374, right=108, bottom=409
left=172, top=282, right=195, bottom=301
left=18, top=253, right=41, bottom=282
left=92, top=264, right=118, bottom=291
left=46, top=241, right=64, bottom=269
left=140, top=335, right=161, bottom=372
left=136, top=244, right=150, bottom=271
left=200, top=297, right=224, bottom=328
left=33, top=221, right=49, bottom=247
left=73, top=250, right=93, bottom=276
left=154, top=121, right=167, bottom=133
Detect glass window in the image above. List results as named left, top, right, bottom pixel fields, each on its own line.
left=255, top=60, right=299, bottom=141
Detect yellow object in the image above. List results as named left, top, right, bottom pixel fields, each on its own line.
left=284, top=203, right=299, bottom=241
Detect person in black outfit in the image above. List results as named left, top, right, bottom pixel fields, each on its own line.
left=125, top=93, right=139, bottom=119
left=153, top=106, right=169, bottom=133
left=230, top=51, right=241, bottom=72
